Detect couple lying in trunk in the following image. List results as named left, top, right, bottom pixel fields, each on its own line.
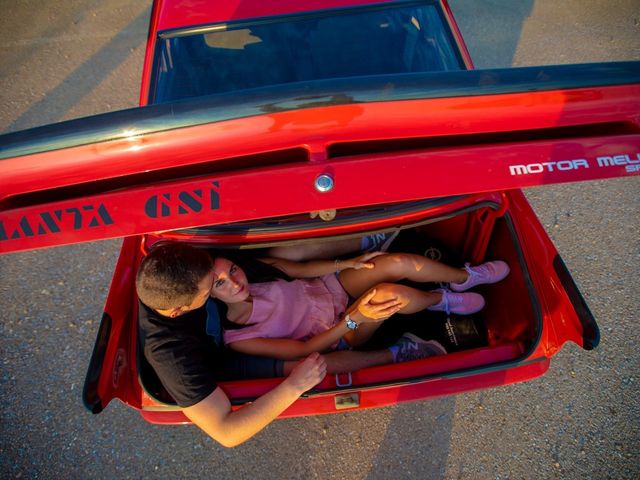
left=136, top=236, right=508, bottom=446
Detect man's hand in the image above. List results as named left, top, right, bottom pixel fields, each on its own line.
left=285, top=352, right=327, bottom=393
left=350, top=288, right=403, bottom=323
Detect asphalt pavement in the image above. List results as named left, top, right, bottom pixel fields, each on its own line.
left=0, top=1, right=638, bottom=479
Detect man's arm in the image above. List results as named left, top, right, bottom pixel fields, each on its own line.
left=183, top=353, right=326, bottom=447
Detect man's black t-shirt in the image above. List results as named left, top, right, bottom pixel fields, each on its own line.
left=138, top=301, right=221, bottom=408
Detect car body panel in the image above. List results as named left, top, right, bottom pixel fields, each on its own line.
left=1, top=66, right=638, bottom=254
left=140, top=357, right=550, bottom=424
left=81, top=188, right=598, bottom=419
left=155, top=0, right=416, bottom=32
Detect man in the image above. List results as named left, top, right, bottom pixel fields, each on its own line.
left=137, top=243, right=442, bottom=447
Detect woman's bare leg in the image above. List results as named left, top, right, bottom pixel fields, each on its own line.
left=266, top=231, right=398, bottom=261
left=343, top=283, right=441, bottom=347
left=282, top=349, right=395, bottom=375
left=267, top=238, right=360, bottom=261
left=339, top=253, right=467, bottom=298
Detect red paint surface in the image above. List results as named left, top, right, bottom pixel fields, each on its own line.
left=1, top=86, right=638, bottom=254
left=155, top=0, right=402, bottom=32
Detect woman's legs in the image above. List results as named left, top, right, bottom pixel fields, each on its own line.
left=338, top=253, right=467, bottom=298
left=266, top=232, right=399, bottom=261
left=267, top=238, right=360, bottom=261
left=343, top=283, right=442, bottom=347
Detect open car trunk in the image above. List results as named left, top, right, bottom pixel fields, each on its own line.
left=86, top=189, right=581, bottom=422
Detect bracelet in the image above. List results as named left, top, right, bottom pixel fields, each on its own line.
left=335, top=258, right=341, bottom=273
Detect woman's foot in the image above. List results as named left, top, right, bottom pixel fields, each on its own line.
left=449, top=261, right=510, bottom=292
left=427, top=289, right=485, bottom=315
left=361, top=231, right=399, bottom=252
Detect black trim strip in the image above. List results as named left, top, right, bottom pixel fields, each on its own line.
left=82, top=312, right=111, bottom=414
left=1, top=62, right=639, bottom=160
left=502, top=211, right=544, bottom=361
left=552, top=255, right=600, bottom=350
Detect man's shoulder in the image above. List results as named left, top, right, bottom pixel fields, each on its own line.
left=137, top=300, right=220, bottom=408
left=138, top=300, right=206, bottom=334
left=137, top=300, right=212, bottom=368
left=137, top=300, right=158, bottom=329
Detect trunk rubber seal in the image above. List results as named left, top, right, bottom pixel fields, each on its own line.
left=552, top=254, right=600, bottom=350
left=82, top=312, right=111, bottom=414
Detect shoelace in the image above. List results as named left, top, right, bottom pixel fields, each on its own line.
left=441, top=290, right=451, bottom=315
left=441, top=289, right=467, bottom=315
left=465, top=262, right=490, bottom=282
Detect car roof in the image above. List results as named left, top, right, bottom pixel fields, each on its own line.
left=154, top=0, right=405, bottom=32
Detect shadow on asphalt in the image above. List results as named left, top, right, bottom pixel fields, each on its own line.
left=450, top=0, right=534, bottom=68
left=6, top=4, right=150, bottom=132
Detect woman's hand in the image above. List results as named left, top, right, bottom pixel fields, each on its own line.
left=349, top=288, right=403, bottom=323
left=340, top=251, right=385, bottom=271
left=285, top=352, right=327, bottom=394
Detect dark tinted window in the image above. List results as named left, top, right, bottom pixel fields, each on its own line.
left=152, top=2, right=463, bottom=103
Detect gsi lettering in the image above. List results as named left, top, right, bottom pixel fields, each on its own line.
left=144, top=181, right=220, bottom=219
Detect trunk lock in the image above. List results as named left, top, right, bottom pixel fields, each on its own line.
left=334, top=393, right=360, bottom=410
left=314, top=174, right=334, bottom=192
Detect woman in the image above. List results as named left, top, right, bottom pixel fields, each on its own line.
left=212, top=251, right=509, bottom=360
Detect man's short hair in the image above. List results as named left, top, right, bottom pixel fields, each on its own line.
left=136, top=243, right=214, bottom=311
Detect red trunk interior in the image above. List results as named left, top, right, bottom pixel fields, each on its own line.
left=124, top=197, right=539, bottom=412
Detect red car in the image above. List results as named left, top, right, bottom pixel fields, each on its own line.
left=0, top=0, right=638, bottom=425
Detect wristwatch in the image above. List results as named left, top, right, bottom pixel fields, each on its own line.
left=344, top=313, right=359, bottom=330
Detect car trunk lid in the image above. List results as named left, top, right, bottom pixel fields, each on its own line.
left=1, top=63, right=638, bottom=255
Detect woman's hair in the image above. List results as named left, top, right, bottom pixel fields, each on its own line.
left=136, top=243, right=214, bottom=310
left=207, top=249, right=292, bottom=330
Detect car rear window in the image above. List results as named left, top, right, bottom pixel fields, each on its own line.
left=151, top=2, right=463, bottom=103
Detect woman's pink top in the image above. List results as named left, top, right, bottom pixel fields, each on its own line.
left=223, top=274, right=349, bottom=345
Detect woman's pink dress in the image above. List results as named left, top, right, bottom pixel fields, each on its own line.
left=222, top=274, right=349, bottom=346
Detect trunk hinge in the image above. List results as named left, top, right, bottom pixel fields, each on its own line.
left=464, top=194, right=510, bottom=263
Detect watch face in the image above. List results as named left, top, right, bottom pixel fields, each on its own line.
left=346, top=316, right=358, bottom=330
